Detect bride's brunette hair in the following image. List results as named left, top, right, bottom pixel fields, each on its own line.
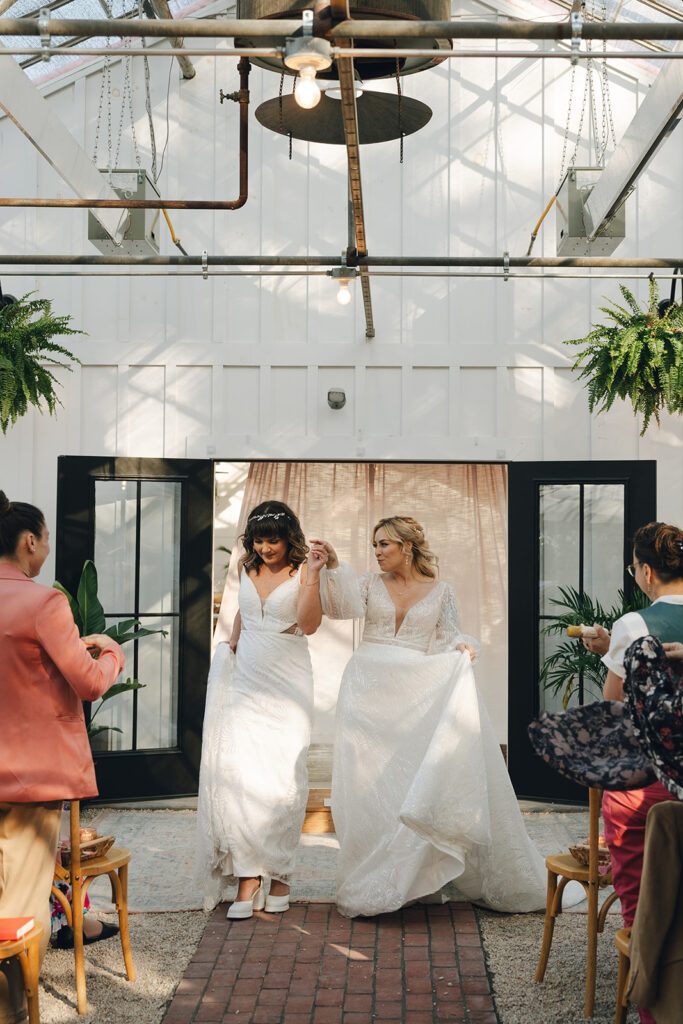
left=373, top=516, right=438, bottom=579
left=239, top=500, right=309, bottom=576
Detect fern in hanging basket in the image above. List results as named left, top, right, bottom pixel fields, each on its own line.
left=565, top=277, right=683, bottom=435
left=0, top=292, right=83, bottom=435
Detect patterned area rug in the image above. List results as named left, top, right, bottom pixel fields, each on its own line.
left=85, top=807, right=618, bottom=915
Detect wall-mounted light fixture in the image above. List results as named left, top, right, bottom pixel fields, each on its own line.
left=327, top=389, right=346, bottom=410
left=329, top=265, right=358, bottom=306
left=284, top=10, right=332, bottom=111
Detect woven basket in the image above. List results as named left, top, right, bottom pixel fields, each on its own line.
left=59, top=835, right=115, bottom=867
left=568, top=843, right=611, bottom=868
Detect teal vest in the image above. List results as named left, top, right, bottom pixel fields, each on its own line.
left=639, top=601, right=683, bottom=643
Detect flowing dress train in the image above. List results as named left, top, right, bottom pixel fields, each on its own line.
left=321, top=566, right=552, bottom=918
left=195, top=570, right=313, bottom=911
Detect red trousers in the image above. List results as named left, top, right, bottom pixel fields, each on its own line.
left=603, top=781, right=676, bottom=1024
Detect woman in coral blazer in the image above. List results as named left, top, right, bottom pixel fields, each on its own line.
left=0, top=490, right=124, bottom=1024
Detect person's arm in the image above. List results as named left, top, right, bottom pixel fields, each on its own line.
left=35, top=590, right=124, bottom=701
left=582, top=623, right=611, bottom=656
left=602, top=668, right=623, bottom=701
left=297, top=545, right=328, bottom=635
left=663, top=641, right=683, bottom=662
left=229, top=610, right=241, bottom=652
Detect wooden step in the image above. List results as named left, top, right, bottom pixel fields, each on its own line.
left=304, top=788, right=334, bottom=834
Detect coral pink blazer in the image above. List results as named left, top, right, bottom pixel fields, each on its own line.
left=0, top=564, right=125, bottom=802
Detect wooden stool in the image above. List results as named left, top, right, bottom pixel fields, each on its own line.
left=535, top=787, right=619, bottom=1018
left=0, top=923, right=44, bottom=1024
left=614, top=928, right=631, bottom=1024
left=52, top=802, right=135, bottom=1014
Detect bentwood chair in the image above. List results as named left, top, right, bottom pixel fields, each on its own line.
left=614, top=928, right=631, bottom=1024
left=0, top=923, right=43, bottom=1024
left=51, top=801, right=135, bottom=1014
left=535, top=787, right=619, bottom=1018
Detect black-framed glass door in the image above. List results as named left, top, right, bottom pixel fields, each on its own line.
left=507, top=460, right=656, bottom=801
left=56, top=456, right=213, bottom=800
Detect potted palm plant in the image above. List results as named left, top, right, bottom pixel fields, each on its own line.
left=540, top=585, right=650, bottom=708
left=566, top=277, right=683, bottom=435
left=54, top=560, right=166, bottom=744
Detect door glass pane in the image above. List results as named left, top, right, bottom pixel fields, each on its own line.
left=583, top=484, right=625, bottom=606
left=539, top=484, right=580, bottom=615
left=94, top=481, right=137, bottom=612
left=538, top=482, right=625, bottom=715
left=93, top=479, right=181, bottom=752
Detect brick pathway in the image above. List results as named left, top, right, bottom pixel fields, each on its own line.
left=162, top=902, right=499, bottom=1024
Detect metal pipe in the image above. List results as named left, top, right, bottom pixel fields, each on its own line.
left=3, top=46, right=681, bottom=59
left=147, top=0, right=195, bottom=79
left=1, top=255, right=681, bottom=267
left=1, top=270, right=680, bottom=279
left=1, top=16, right=682, bottom=41
left=0, top=57, right=250, bottom=212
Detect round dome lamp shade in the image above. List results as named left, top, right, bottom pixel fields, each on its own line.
left=0, top=287, right=18, bottom=311
left=255, top=91, right=432, bottom=146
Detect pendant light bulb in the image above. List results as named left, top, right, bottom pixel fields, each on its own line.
left=337, top=280, right=352, bottom=306
left=295, top=65, right=321, bottom=110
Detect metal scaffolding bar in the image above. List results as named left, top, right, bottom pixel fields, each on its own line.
left=2, top=45, right=681, bottom=58
left=0, top=16, right=682, bottom=40
left=1, top=254, right=681, bottom=267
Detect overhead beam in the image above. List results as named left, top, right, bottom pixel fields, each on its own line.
left=147, top=0, right=195, bottom=79
left=1, top=16, right=683, bottom=41
left=583, top=60, right=683, bottom=239
left=0, top=42, right=127, bottom=241
left=1, top=254, right=681, bottom=267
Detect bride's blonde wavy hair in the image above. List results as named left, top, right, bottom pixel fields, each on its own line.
left=373, top=516, right=439, bottom=579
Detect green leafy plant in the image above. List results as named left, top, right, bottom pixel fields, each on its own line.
left=54, top=560, right=167, bottom=741
left=0, top=292, right=82, bottom=434
left=540, top=585, right=650, bottom=708
left=565, top=278, right=683, bottom=435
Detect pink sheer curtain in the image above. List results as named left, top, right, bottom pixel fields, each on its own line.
left=214, top=462, right=508, bottom=742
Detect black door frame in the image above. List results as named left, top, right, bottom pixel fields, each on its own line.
left=507, top=460, right=657, bottom=801
left=56, top=456, right=213, bottom=801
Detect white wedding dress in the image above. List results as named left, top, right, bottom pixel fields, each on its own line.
left=195, top=569, right=313, bottom=911
left=322, top=566, right=555, bottom=918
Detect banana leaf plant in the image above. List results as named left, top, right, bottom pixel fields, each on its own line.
left=54, top=560, right=167, bottom=741
left=540, top=585, right=650, bottom=708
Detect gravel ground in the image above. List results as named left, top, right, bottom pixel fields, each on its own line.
left=39, top=910, right=208, bottom=1023
left=479, top=909, right=639, bottom=1024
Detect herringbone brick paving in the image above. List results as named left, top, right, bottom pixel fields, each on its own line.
left=161, top=902, right=499, bottom=1023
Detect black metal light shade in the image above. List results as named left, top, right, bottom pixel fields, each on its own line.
left=255, top=90, right=432, bottom=145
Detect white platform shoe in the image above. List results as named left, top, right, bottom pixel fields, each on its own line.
left=227, top=881, right=266, bottom=920
left=264, top=892, right=290, bottom=913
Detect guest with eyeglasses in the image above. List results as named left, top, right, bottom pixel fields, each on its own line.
left=581, top=521, right=683, bottom=1024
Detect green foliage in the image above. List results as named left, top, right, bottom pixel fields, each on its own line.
left=54, top=560, right=167, bottom=740
left=540, top=584, right=650, bottom=708
left=0, top=292, right=83, bottom=434
left=565, top=278, right=683, bottom=435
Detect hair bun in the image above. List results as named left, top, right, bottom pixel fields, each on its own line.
left=0, top=491, right=12, bottom=517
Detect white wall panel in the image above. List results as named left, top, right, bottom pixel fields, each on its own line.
left=175, top=365, right=213, bottom=455
left=409, top=367, right=450, bottom=436
left=503, top=366, right=543, bottom=443
left=222, top=366, right=260, bottom=436
left=270, top=366, right=307, bottom=436
left=546, top=367, right=591, bottom=461
left=364, top=367, right=401, bottom=436
left=121, top=365, right=166, bottom=456
left=80, top=365, right=119, bottom=455
left=458, top=367, right=497, bottom=437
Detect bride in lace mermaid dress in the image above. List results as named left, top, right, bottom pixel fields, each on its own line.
left=195, top=502, right=326, bottom=915
left=320, top=516, right=571, bottom=918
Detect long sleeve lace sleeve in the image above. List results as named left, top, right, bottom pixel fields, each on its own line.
left=433, top=584, right=481, bottom=658
left=319, top=563, right=367, bottom=620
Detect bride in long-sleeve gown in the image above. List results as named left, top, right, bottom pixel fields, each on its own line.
left=319, top=515, right=583, bottom=918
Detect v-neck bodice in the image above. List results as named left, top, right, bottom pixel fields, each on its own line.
left=363, top=573, right=449, bottom=652
left=239, top=569, right=301, bottom=634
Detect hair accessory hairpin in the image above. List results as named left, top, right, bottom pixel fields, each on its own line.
left=249, top=511, right=287, bottom=523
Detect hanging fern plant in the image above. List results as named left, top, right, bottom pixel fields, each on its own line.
left=0, top=291, right=83, bottom=434
left=565, top=277, right=683, bottom=435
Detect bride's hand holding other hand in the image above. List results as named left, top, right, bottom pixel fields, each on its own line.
left=309, top=539, right=339, bottom=570
left=307, top=541, right=329, bottom=579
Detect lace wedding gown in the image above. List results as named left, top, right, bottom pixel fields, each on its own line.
left=322, top=566, right=551, bottom=918
left=195, top=570, right=313, bottom=911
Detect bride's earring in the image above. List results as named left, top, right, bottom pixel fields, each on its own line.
left=405, top=552, right=410, bottom=565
